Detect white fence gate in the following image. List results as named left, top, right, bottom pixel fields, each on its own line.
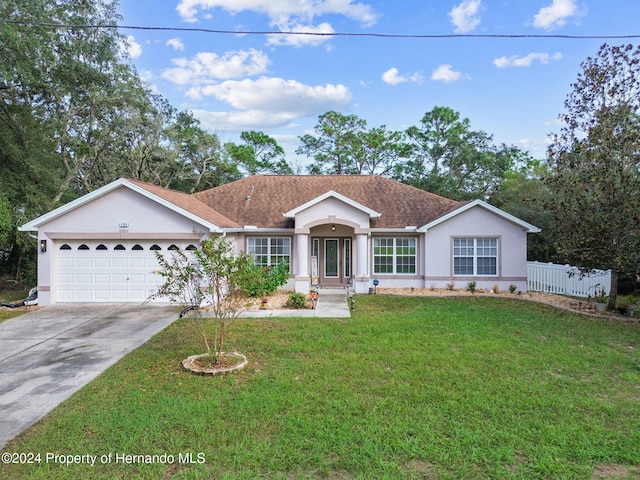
left=527, top=261, right=611, bottom=298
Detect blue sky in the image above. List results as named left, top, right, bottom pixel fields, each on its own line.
left=117, top=1, right=640, bottom=165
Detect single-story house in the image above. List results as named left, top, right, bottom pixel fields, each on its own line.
left=20, top=175, right=540, bottom=305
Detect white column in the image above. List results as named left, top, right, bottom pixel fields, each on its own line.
left=355, top=233, right=370, bottom=293
left=294, top=233, right=310, bottom=293
left=356, top=233, right=368, bottom=277
left=295, top=233, right=309, bottom=277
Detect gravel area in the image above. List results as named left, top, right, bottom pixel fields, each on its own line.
left=245, top=287, right=630, bottom=318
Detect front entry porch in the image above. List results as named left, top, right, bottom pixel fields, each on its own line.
left=293, top=223, right=371, bottom=294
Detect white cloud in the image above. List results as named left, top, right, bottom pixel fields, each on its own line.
left=161, top=49, right=270, bottom=85
left=533, top=0, right=583, bottom=30
left=176, top=0, right=379, bottom=45
left=513, top=137, right=552, bottom=159
left=493, top=52, right=563, bottom=68
left=266, top=22, right=335, bottom=47
left=449, top=0, right=482, bottom=33
left=431, top=64, right=465, bottom=83
left=125, top=35, right=142, bottom=59
left=381, top=68, right=423, bottom=86
left=188, top=76, right=351, bottom=112
left=166, top=38, right=185, bottom=51
left=177, top=0, right=379, bottom=25
left=188, top=77, right=352, bottom=130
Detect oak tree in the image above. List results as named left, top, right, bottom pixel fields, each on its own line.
left=545, top=44, right=640, bottom=309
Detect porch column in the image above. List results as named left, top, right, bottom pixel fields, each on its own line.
left=354, top=233, right=370, bottom=293
left=294, top=232, right=310, bottom=293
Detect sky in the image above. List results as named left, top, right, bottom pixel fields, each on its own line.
left=117, top=0, right=640, bottom=166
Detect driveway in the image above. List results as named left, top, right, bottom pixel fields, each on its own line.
left=0, top=304, right=180, bottom=451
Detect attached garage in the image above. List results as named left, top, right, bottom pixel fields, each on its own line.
left=19, top=179, right=239, bottom=305
left=54, top=240, right=198, bottom=303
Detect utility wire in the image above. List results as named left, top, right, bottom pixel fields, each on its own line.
left=2, top=19, right=640, bottom=40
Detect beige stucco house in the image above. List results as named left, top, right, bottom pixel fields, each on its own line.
left=20, top=175, right=540, bottom=305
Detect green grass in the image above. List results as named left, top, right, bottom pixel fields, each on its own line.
left=2, top=295, right=640, bottom=479
left=0, top=288, right=30, bottom=323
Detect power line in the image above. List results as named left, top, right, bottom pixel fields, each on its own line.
left=2, top=19, right=640, bottom=40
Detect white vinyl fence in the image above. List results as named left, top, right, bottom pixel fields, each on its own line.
left=527, top=261, right=611, bottom=298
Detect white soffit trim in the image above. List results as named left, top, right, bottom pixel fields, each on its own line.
left=19, top=178, right=222, bottom=233
left=283, top=190, right=381, bottom=219
left=418, top=199, right=541, bottom=233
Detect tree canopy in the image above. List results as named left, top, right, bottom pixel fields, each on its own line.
left=544, top=43, right=640, bottom=308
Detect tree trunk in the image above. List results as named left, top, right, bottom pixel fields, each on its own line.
left=608, top=269, right=619, bottom=310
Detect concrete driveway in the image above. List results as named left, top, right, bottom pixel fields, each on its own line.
left=0, top=304, right=180, bottom=451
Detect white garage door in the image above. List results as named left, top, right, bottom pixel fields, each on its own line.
left=55, top=240, right=199, bottom=303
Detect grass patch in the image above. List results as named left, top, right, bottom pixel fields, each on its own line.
left=0, top=287, right=30, bottom=323
left=2, top=295, right=640, bottom=479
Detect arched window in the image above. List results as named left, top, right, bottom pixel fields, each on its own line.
left=96, top=244, right=108, bottom=251
left=186, top=244, right=197, bottom=251
left=150, top=244, right=161, bottom=251
left=168, top=244, right=179, bottom=251
left=132, top=244, right=144, bottom=251
left=114, top=244, right=126, bottom=251
left=60, top=244, right=72, bottom=250
left=78, top=244, right=90, bottom=250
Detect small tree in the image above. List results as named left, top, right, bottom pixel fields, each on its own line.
left=196, top=237, right=253, bottom=360
left=148, top=237, right=253, bottom=362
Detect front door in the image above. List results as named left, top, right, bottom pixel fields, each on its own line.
left=313, top=237, right=352, bottom=286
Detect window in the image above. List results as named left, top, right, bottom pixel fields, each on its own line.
left=373, top=238, right=417, bottom=274
left=60, top=244, right=72, bottom=250
left=453, top=238, right=498, bottom=276
left=114, top=244, right=126, bottom=251
left=247, top=237, right=291, bottom=267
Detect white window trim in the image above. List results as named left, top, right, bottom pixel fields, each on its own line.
left=247, top=237, right=292, bottom=268
left=452, top=237, right=499, bottom=277
left=373, top=237, right=418, bottom=275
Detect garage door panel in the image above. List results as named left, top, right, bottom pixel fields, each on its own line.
left=94, top=274, right=110, bottom=284
left=128, top=273, right=147, bottom=284
left=76, top=258, right=92, bottom=268
left=112, top=258, right=128, bottom=268
left=94, top=258, right=110, bottom=268
left=55, top=241, right=191, bottom=302
left=130, top=258, right=146, bottom=268
left=75, top=273, right=93, bottom=283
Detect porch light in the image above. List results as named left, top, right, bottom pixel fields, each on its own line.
left=331, top=224, right=336, bottom=231
left=40, top=239, right=47, bottom=253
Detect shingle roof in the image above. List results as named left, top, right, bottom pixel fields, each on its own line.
left=192, top=175, right=463, bottom=229
left=127, top=179, right=241, bottom=228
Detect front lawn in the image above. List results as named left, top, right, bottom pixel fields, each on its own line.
left=0, top=288, right=30, bottom=323
left=2, top=296, right=640, bottom=479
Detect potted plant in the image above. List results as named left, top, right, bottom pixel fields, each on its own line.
left=592, top=287, right=609, bottom=312
left=260, top=296, right=269, bottom=309
left=617, top=295, right=638, bottom=317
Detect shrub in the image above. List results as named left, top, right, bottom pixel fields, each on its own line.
left=492, top=284, right=500, bottom=294
left=509, top=284, right=517, bottom=294
left=446, top=281, right=456, bottom=291
left=467, top=281, right=477, bottom=293
left=286, top=292, right=308, bottom=309
left=240, top=261, right=290, bottom=297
